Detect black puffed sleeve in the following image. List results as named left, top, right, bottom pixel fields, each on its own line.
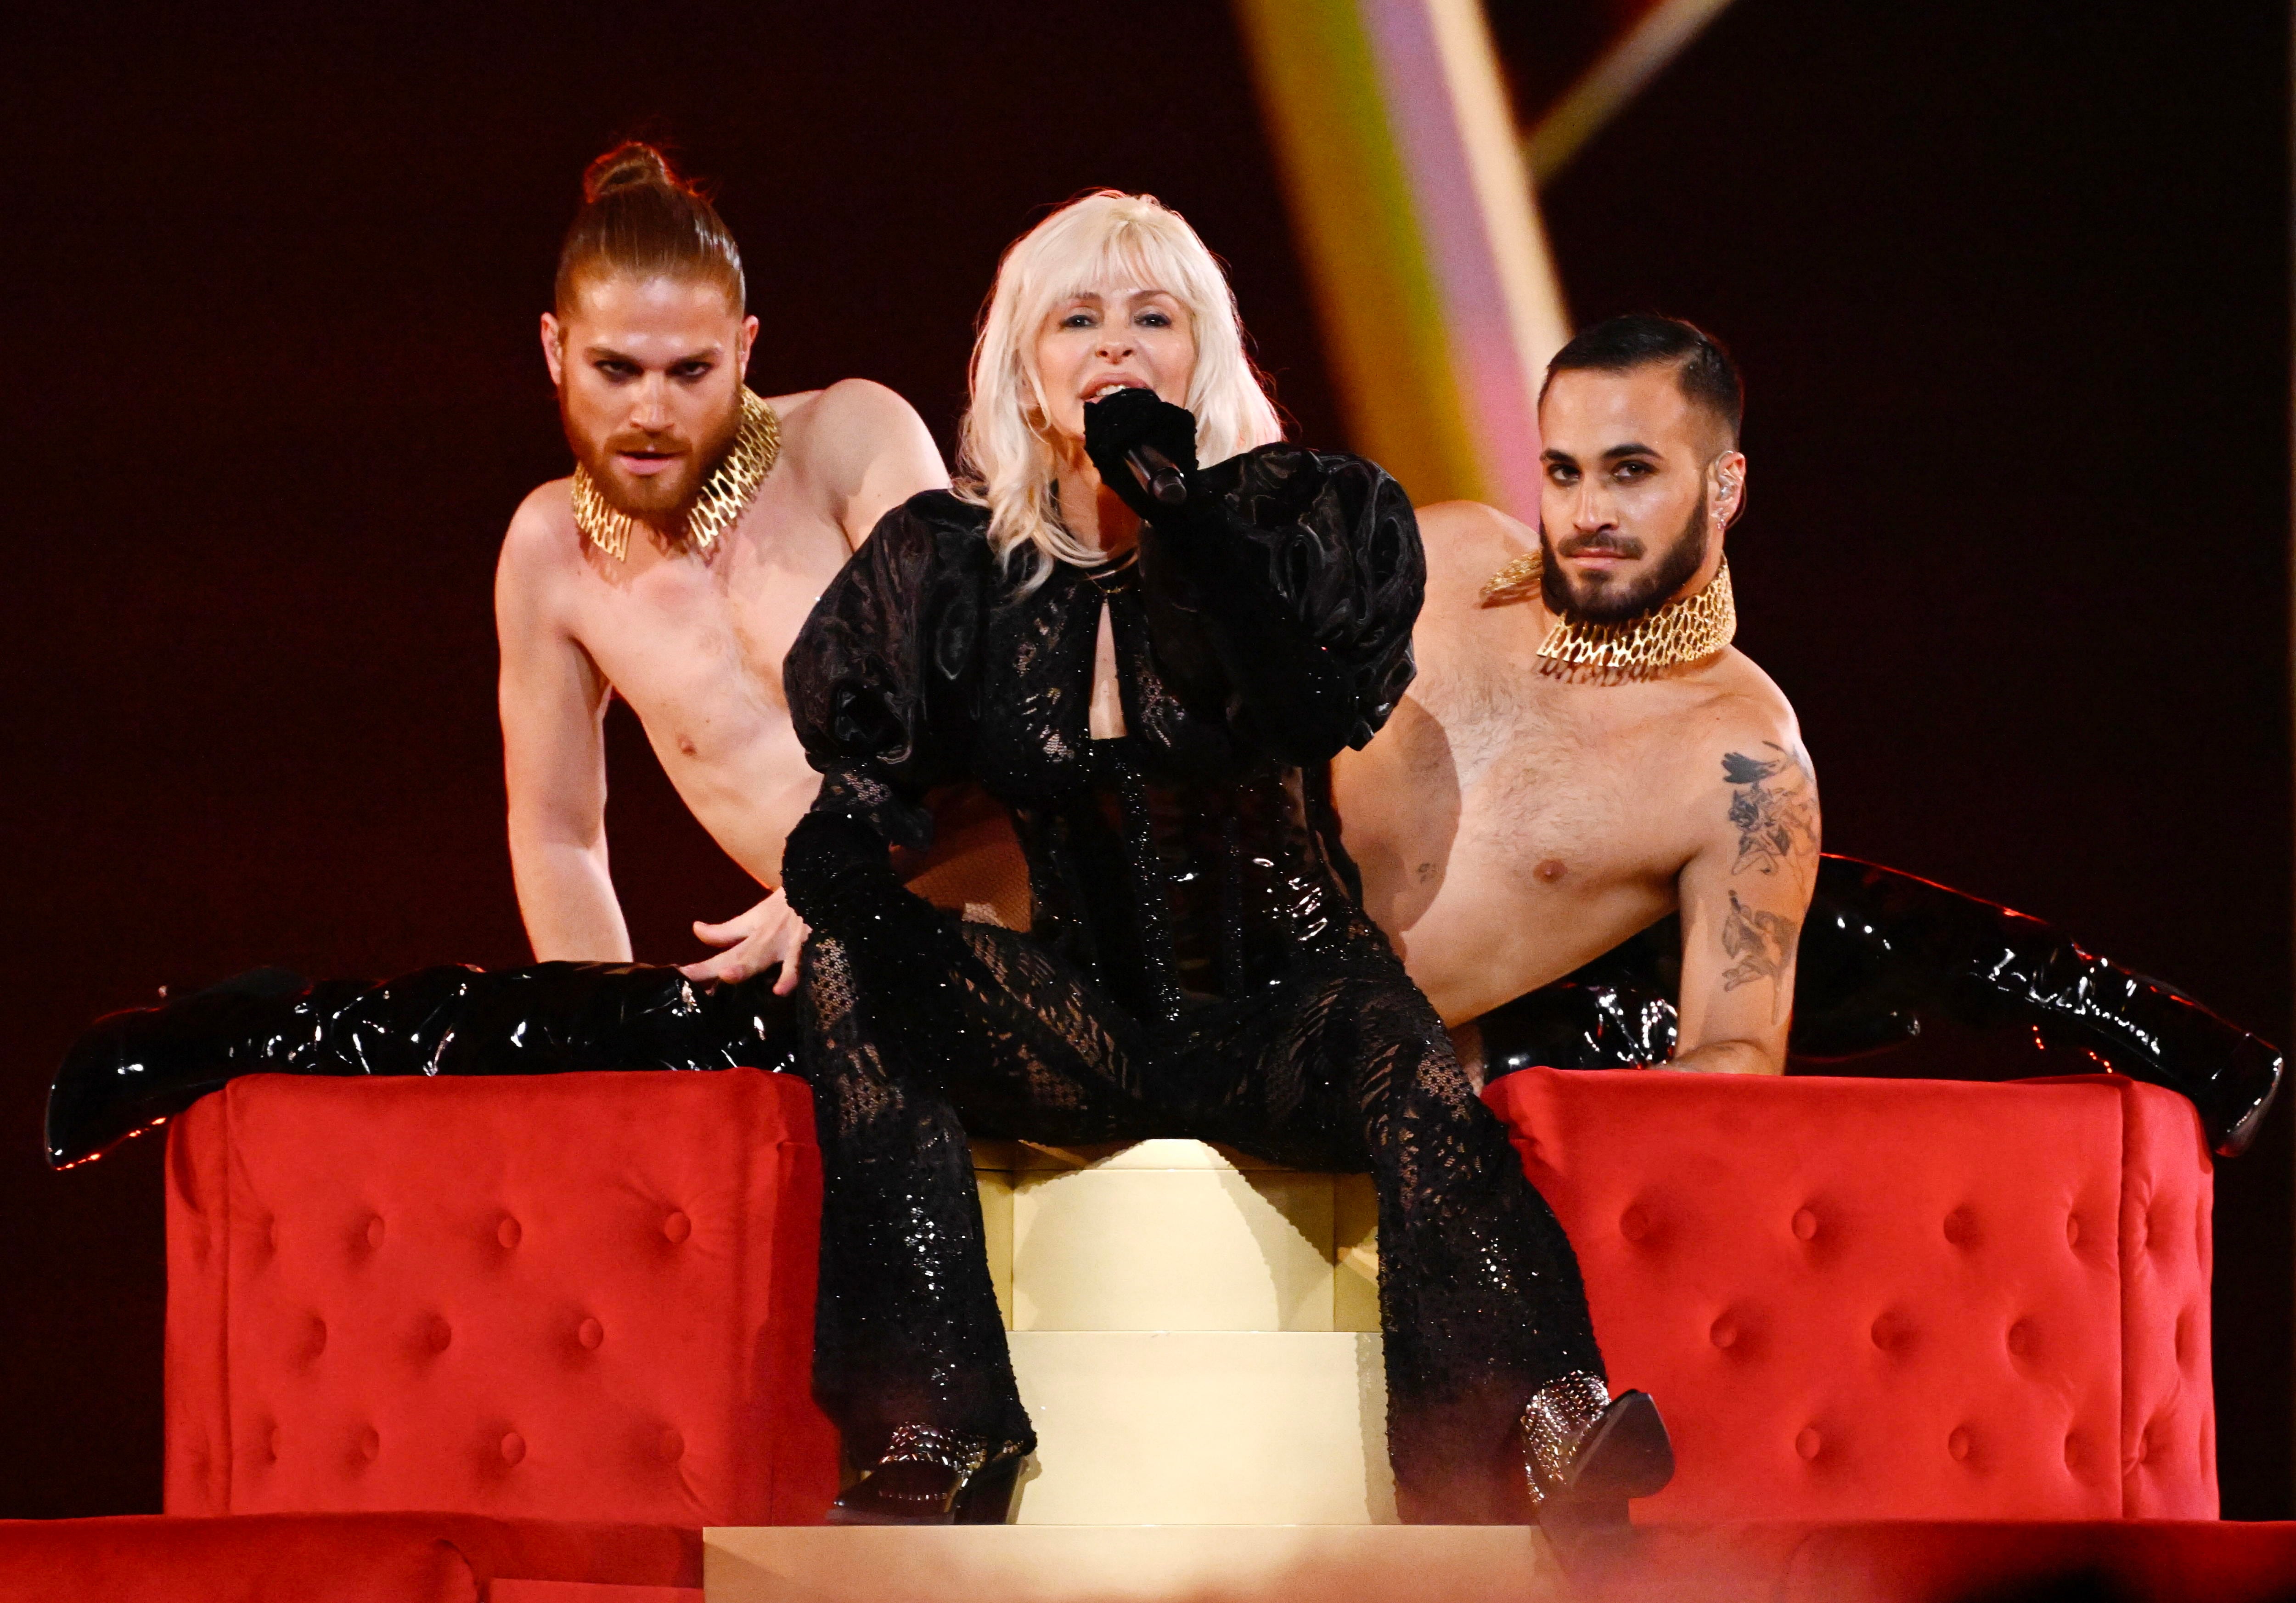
left=1134, top=444, right=1424, bottom=766
left=783, top=493, right=993, bottom=892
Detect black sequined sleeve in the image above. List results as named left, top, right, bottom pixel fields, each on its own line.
left=784, top=492, right=992, bottom=869
left=1136, top=443, right=1424, bottom=764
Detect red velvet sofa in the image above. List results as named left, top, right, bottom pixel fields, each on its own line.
left=0, top=1062, right=2247, bottom=1601
left=152, top=1064, right=2214, bottom=1528
left=1491, top=1066, right=2217, bottom=1522
left=162, top=1069, right=837, bottom=1527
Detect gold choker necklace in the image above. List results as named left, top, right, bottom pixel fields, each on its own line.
left=571, top=387, right=782, bottom=562
left=1479, top=548, right=1736, bottom=679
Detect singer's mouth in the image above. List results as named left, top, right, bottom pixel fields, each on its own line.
left=1090, top=382, right=1148, bottom=400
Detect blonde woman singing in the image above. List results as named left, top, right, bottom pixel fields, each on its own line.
left=782, top=191, right=1672, bottom=1534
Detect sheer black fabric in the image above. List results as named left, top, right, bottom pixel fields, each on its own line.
left=783, top=450, right=1599, bottom=1520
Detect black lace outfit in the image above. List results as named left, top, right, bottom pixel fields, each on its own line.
left=777, top=445, right=1601, bottom=1522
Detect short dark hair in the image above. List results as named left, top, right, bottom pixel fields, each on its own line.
left=555, top=141, right=745, bottom=315
left=1542, top=314, right=1742, bottom=446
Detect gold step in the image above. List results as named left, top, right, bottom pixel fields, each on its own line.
left=705, top=1525, right=1564, bottom=1603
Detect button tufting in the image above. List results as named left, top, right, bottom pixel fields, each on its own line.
left=2065, top=1214, right=2082, bottom=1249
left=1619, top=1205, right=1650, bottom=1242
left=658, top=1427, right=686, bottom=1462
left=2063, top=1433, right=2082, bottom=1470
left=357, top=1427, right=380, bottom=1462
left=266, top=1425, right=281, bottom=1463
left=427, top=1315, right=453, bottom=1353
left=364, top=1215, right=386, bottom=1251
left=1709, top=1315, right=1737, bottom=1349
left=1791, top=1208, right=1818, bottom=1242
left=1795, top=1428, right=1822, bottom=1461
left=1947, top=1428, right=1972, bottom=1462
left=307, top=1315, right=329, bottom=1360
left=2006, top=1319, right=2034, bottom=1357
left=1869, top=1311, right=1909, bottom=1352
left=1942, top=1207, right=1978, bottom=1247
left=579, top=1317, right=605, bottom=1350
left=663, top=1211, right=692, bottom=1244
left=501, top=1432, right=526, bottom=1466
left=497, top=1216, right=522, bottom=1250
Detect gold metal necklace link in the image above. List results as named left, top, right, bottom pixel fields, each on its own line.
left=571, top=387, right=782, bottom=562
left=1480, top=548, right=1737, bottom=679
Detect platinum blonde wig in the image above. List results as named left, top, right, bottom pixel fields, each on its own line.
left=956, top=191, right=1284, bottom=581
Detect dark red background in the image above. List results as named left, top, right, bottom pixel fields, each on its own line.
left=3, top=0, right=2288, bottom=1518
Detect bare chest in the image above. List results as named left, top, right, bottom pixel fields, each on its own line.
left=1430, top=654, right=1703, bottom=897
left=567, top=491, right=852, bottom=755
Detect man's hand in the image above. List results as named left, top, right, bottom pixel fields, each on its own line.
left=680, top=888, right=811, bottom=991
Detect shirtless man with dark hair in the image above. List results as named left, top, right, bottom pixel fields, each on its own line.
left=1338, top=314, right=1819, bottom=1073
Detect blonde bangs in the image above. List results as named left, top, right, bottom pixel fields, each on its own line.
left=957, top=191, right=1284, bottom=586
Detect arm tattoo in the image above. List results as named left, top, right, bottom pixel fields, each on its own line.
left=1723, top=741, right=1817, bottom=875
left=1721, top=890, right=1799, bottom=1018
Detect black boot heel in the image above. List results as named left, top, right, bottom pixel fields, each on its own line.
left=827, top=1427, right=1029, bottom=1525
left=1520, top=1376, right=1675, bottom=1555
left=952, top=1453, right=1024, bottom=1524
left=1562, top=1389, right=1673, bottom=1501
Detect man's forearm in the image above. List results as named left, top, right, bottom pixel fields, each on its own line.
left=511, top=836, right=632, bottom=961
left=1667, top=1038, right=1784, bottom=1075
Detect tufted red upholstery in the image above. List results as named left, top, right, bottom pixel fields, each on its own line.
left=1485, top=1068, right=2216, bottom=1523
left=164, top=1069, right=837, bottom=1526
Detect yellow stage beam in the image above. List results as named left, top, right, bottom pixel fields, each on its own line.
left=1524, top=0, right=1739, bottom=186
left=1236, top=0, right=1568, bottom=518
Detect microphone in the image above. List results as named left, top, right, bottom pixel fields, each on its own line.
left=1125, top=443, right=1190, bottom=507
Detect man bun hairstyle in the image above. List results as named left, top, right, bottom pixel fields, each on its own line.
left=1542, top=313, right=1742, bottom=446
left=554, top=141, right=745, bottom=315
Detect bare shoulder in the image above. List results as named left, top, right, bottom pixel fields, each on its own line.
left=1676, top=648, right=1818, bottom=854
left=499, top=477, right=582, bottom=588
left=1413, top=499, right=1533, bottom=602
left=1694, top=649, right=1805, bottom=764
left=771, top=378, right=930, bottom=465
left=767, top=379, right=946, bottom=545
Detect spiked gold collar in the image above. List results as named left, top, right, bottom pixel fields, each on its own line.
left=1480, top=548, right=1736, bottom=679
left=571, top=387, right=781, bottom=562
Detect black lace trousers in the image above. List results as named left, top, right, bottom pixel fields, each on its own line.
left=799, top=877, right=1606, bottom=1524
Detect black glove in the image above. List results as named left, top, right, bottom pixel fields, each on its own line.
left=1083, top=387, right=1200, bottom=522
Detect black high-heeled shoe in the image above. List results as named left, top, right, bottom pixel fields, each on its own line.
left=827, top=1425, right=1030, bottom=1525
left=1520, top=1375, right=1674, bottom=1546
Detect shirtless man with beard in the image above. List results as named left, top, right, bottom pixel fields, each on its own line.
left=1336, top=314, right=1818, bottom=1074
left=502, top=141, right=1023, bottom=985
left=44, top=142, right=1031, bottom=1167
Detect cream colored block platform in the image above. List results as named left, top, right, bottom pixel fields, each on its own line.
left=1008, top=1332, right=1392, bottom=1524
left=973, top=1141, right=1380, bottom=1334
left=970, top=1140, right=1395, bottom=1525
left=705, top=1526, right=1563, bottom=1603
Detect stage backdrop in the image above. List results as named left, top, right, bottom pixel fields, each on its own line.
left=1, top=0, right=2287, bottom=1519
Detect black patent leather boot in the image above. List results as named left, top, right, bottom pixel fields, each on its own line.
left=1471, top=856, right=2282, bottom=1158
left=1793, top=856, right=2283, bottom=1156
left=827, top=1425, right=1030, bottom=1524
left=47, top=961, right=797, bottom=1168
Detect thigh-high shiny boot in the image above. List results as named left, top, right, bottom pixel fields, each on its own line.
left=47, top=961, right=795, bottom=1168
left=1472, top=854, right=2281, bottom=1157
